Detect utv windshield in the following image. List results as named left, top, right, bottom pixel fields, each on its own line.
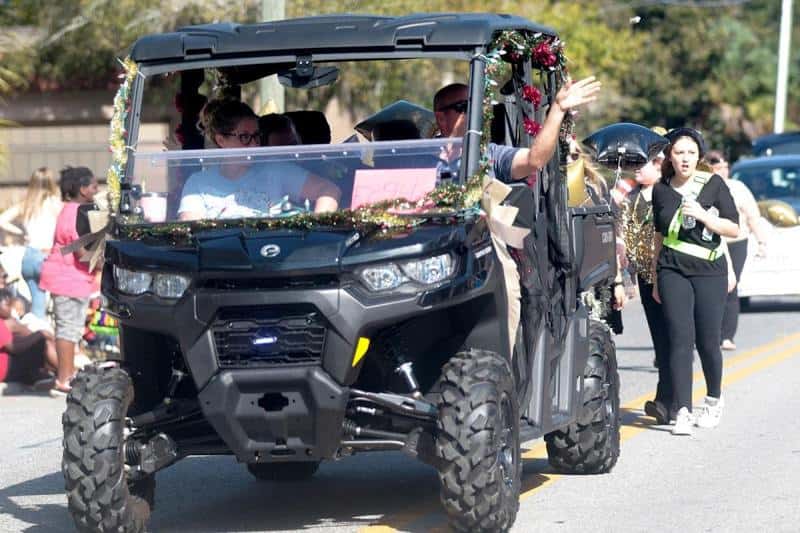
left=117, top=53, right=486, bottom=226
left=127, top=138, right=463, bottom=223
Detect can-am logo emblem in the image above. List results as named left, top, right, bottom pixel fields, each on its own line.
left=259, top=244, right=281, bottom=258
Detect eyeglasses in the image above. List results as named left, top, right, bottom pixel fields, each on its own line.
left=437, top=100, right=469, bottom=114
left=222, top=131, right=261, bottom=145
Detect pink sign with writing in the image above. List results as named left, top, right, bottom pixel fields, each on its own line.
left=351, top=168, right=438, bottom=210
left=140, top=193, right=168, bottom=223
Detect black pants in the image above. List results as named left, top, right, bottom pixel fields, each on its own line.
left=3, top=335, right=47, bottom=385
left=658, top=268, right=726, bottom=411
left=638, top=275, right=672, bottom=406
left=721, top=239, right=749, bottom=341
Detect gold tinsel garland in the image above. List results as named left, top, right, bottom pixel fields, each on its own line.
left=109, top=30, right=569, bottom=242
left=620, top=194, right=656, bottom=284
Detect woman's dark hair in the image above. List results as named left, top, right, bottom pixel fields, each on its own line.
left=200, top=99, right=257, bottom=145
left=660, top=128, right=707, bottom=183
left=258, top=113, right=300, bottom=145
left=59, top=166, right=94, bottom=200
left=372, top=119, right=421, bottom=141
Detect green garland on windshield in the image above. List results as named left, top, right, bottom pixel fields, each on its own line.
left=107, top=57, right=138, bottom=214
left=112, top=30, right=569, bottom=243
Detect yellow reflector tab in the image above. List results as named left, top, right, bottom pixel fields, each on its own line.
left=352, top=337, right=370, bottom=367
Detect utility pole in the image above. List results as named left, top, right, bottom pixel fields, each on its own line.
left=774, top=0, right=793, bottom=133
left=260, top=0, right=286, bottom=114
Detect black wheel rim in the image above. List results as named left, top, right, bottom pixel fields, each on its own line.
left=497, top=393, right=515, bottom=488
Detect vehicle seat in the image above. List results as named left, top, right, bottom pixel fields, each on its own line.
left=285, top=110, right=331, bottom=144
left=372, top=119, right=421, bottom=141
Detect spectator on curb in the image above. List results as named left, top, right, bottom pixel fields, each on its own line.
left=39, top=166, right=101, bottom=396
left=0, top=288, right=58, bottom=392
left=0, top=167, right=63, bottom=318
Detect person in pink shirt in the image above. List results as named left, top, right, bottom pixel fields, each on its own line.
left=39, top=167, right=100, bottom=395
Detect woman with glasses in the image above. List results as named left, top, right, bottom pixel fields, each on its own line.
left=178, top=99, right=340, bottom=221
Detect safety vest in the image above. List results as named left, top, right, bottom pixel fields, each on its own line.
left=662, top=171, right=724, bottom=261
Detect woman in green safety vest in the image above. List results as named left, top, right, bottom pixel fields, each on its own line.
left=650, top=128, right=739, bottom=437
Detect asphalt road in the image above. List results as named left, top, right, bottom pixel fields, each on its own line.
left=1, top=297, right=799, bottom=533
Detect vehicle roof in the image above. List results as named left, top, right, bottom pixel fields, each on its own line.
left=129, top=13, right=555, bottom=63
left=752, top=131, right=800, bottom=151
left=732, top=154, right=800, bottom=170
left=753, top=131, right=800, bottom=145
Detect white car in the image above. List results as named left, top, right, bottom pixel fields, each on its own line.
left=731, top=155, right=800, bottom=301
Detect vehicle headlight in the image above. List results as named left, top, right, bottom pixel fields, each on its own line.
left=113, top=266, right=190, bottom=299
left=400, top=254, right=454, bottom=285
left=153, top=274, right=191, bottom=299
left=358, top=253, right=455, bottom=292
left=114, top=266, right=152, bottom=295
left=359, top=263, right=408, bottom=291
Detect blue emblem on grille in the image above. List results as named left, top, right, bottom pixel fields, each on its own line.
left=252, top=329, right=278, bottom=346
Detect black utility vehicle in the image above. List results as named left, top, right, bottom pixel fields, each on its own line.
left=62, top=13, right=620, bottom=533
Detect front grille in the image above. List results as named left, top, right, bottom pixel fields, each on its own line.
left=199, top=275, right=338, bottom=291
left=212, top=306, right=326, bottom=368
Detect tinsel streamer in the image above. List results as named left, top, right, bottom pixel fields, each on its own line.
left=107, top=57, right=139, bottom=214
left=620, top=194, right=656, bottom=284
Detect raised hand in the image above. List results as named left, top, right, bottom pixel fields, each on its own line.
left=555, top=76, right=601, bottom=113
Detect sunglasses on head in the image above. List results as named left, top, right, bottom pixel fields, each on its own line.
left=222, top=131, right=261, bottom=145
left=438, top=100, right=469, bottom=114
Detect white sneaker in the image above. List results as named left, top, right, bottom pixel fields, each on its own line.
left=695, top=396, right=724, bottom=428
left=672, top=407, right=693, bottom=436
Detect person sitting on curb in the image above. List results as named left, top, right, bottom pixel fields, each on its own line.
left=0, top=288, right=58, bottom=393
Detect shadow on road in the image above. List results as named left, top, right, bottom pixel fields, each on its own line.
left=0, top=429, right=648, bottom=532
left=621, top=407, right=671, bottom=433
left=521, top=456, right=552, bottom=492
left=152, top=453, right=444, bottom=532
left=0, top=471, right=66, bottom=533
left=617, top=364, right=658, bottom=374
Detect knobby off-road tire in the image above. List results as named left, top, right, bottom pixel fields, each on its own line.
left=545, top=319, right=620, bottom=474
left=247, top=461, right=321, bottom=481
left=434, top=349, right=521, bottom=533
left=62, top=365, right=154, bottom=533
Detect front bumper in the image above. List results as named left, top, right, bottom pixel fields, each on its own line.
left=198, top=366, right=348, bottom=462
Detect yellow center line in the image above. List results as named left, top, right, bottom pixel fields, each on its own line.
left=519, top=339, right=800, bottom=503
left=521, top=332, right=800, bottom=464
left=361, top=332, right=800, bottom=531
left=620, top=332, right=800, bottom=417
